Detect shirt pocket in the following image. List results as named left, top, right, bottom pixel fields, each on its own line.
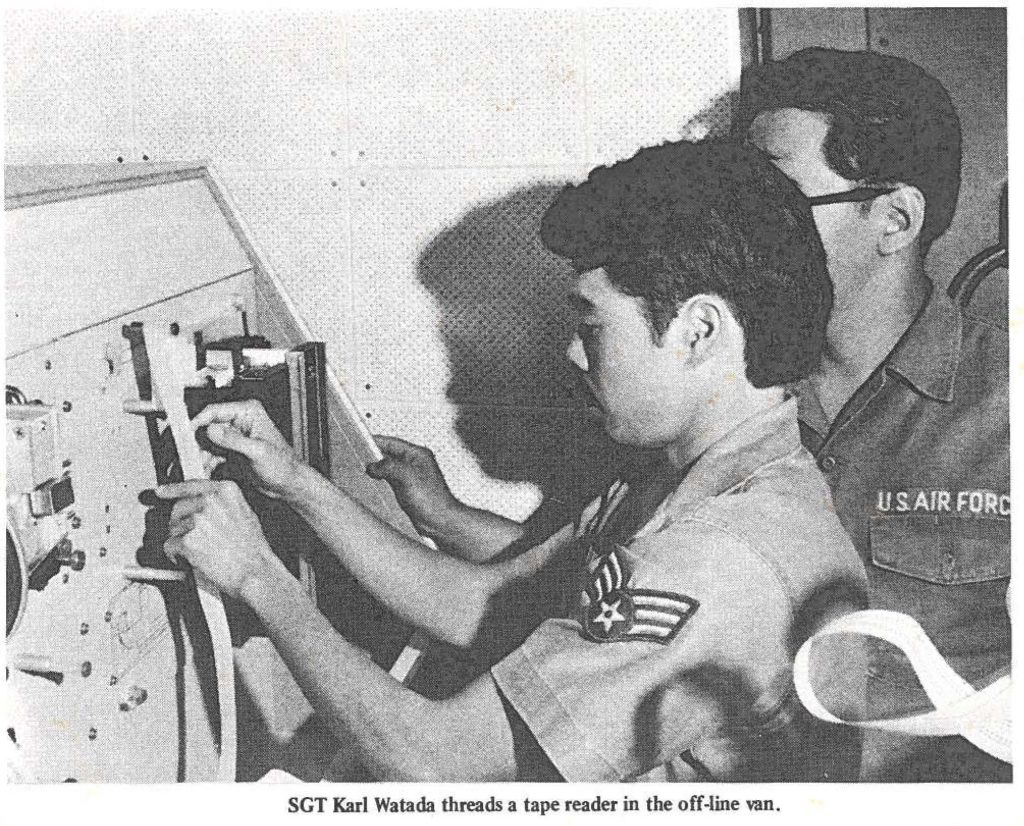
left=869, top=515, right=1010, bottom=585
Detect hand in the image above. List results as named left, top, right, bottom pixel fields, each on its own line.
left=191, top=400, right=300, bottom=498
left=366, top=436, right=461, bottom=537
left=156, top=479, right=287, bottom=601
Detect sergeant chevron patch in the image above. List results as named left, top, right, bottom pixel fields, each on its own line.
left=583, top=588, right=699, bottom=644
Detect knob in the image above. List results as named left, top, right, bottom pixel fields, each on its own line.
left=55, top=541, right=85, bottom=572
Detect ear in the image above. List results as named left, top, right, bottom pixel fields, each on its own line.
left=878, top=185, right=926, bottom=255
left=663, top=295, right=724, bottom=366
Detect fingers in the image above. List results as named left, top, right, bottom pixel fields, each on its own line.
left=201, top=450, right=226, bottom=476
left=171, top=496, right=205, bottom=520
left=206, top=422, right=264, bottom=460
left=373, top=435, right=425, bottom=461
left=155, top=480, right=225, bottom=499
left=163, top=536, right=185, bottom=564
left=191, top=400, right=262, bottom=432
left=168, top=514, right=195, bottom=538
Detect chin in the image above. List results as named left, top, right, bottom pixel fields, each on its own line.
left=603, top=417, right=644, bottom=447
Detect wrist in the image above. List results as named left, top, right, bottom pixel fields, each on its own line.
left=239, top=562, right=295, bottom=612
left=419, top=496, right=472, bottom=543
left=282, top=459, right=326, bottom=507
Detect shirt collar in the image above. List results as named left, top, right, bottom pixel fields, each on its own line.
left=885, top=284, right=962, bottom=402
left=793, top=284, right=962, bottom=429
left=654, top=397, right=803, bottom=520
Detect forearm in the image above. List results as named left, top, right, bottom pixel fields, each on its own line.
left=241, top=570, right=515, bottom=781
left=283, top=463, right=496, bottom=646
left=423, top=501, right=526, bottom=562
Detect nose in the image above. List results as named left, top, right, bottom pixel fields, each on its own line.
left=566, top=334, right=589, bottom=372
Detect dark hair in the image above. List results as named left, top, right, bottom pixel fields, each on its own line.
left=734, top=47, right=962, bottom=251
left=541, top=139, right=831, bottom=388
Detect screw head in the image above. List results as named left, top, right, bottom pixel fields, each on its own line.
left=79, top=622, right=89, bottom=635
left=88, top=727, right=97, bottom=741
left=99, top=547, right=108, bottom=558
left=44, top=360, right=53, bottom=370
left=71, top=515, right=82, bottom=529
left=62, top=401, right=72, bottom=413
left=81, top=661, right=92, bottom=678
left=104, top=611, right=112, bottom=622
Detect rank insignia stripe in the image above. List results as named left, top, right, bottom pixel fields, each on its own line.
left=582, top=588, right=699, bottom=644
left=586, top=546, right=627, bottom=602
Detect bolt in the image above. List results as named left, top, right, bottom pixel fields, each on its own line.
left=109, top=676, right=118, bottom=686
left=81, top=661, right=92, bottom=678
left=99, top=547, right=107, bottom=558
left=71, top=515, right=82, bottom=529
left=80, top=622, right=89, bottom=636
left=119, top=685, right=148, bottom=712
left=62, top=401, right=72, bottom=413
left=14, top=428, right=25, bottom=439
left=44, top=360, right=53, bottom=370
left=88, top=727, right=97, bottom=741
left=170, top=322, right=180, bottom=336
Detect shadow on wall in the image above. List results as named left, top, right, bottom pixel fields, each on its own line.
left=416, top=183, right=635, bottom=531
left=412, top=89, right=740, bottom=532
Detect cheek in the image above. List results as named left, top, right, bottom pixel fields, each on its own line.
left=813, top=212, right=873, bottom=292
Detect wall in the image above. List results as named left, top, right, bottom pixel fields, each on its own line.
left=5, top=9, right=742, bottom=520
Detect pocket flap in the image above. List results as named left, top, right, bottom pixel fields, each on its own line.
left=869, top=515, right=1010, bottom=585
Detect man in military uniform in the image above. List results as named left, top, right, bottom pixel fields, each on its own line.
left=736, top=48, right=1010, bottom=782
left=157, top=140, right=865, bottom=781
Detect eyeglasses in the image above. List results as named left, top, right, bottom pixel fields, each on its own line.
left=806, top=186, right=897, bottom=208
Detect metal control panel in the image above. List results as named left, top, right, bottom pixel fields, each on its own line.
left=5, top=164, right=417, bottom=782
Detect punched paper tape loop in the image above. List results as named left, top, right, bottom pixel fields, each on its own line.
left=794, top=609, right=1011, bottom=764
left=147, top=331, right=237, bottom=782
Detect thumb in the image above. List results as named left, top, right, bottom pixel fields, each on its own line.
left=365, top=457, right=395, bottom=480
left=207, top=422, right=263, bottom=460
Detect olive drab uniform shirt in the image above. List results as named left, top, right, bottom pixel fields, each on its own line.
left=491, top=399, right=867, bottom=782
left=795, top=286, right=1011, bottom=782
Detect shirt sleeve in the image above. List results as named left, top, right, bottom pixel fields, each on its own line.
left=491, top=518, right=799, bottom=781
